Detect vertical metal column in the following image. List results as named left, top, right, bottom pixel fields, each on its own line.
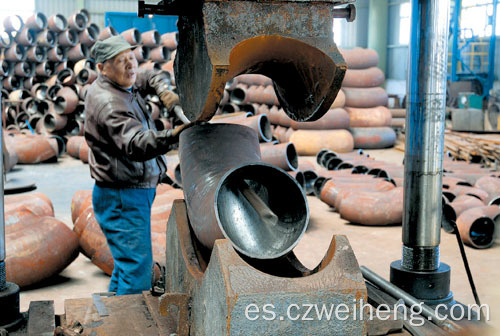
left=0, top=93, right=5, bottom=291
left=450, top=0, right=461, bottom=83
left=402, top=0, right=450, bottom=272
left=0, top=90, right=23, bottom=332
left=390, top=0, right=453, bottom=303
left=487, top=0, right=498, bottom=97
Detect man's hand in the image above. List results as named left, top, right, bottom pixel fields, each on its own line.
left=159, top=90, right=180, bottom=111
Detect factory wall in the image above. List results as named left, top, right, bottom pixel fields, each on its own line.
left=35, top=0, right=499, bottom=86
left=35, top=0, right=138, bottom=29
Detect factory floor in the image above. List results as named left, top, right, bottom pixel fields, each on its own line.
left=10, top=145, right=500, bottom=334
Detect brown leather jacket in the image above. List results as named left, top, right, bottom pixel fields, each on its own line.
left=84, top=70, right=175, bottom=188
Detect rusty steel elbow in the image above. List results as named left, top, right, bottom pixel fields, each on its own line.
left=179, top=123, right=308, bottom=259
left=151, top=0, right=350, bottom=122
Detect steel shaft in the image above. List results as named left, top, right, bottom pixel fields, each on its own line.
left=402, top=0, right=450, bottom=271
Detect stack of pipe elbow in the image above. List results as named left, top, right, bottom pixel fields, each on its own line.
left=440, top=166, right=500, bottom=248
left=339, top=47, right=396, bottom=149
left=1, top=10, right=98, bottom=137
left=1, top=11, right=180, bottom=143
left=218, top=71, right=353, bottom=155
left=71, top=185, right=184, bottom=277
left=4, top=192, right=79, bottom=287
left=312, top=148, right=500, bottom=233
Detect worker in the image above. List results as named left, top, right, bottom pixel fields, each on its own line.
left=84, top=35, right=190, bottom=295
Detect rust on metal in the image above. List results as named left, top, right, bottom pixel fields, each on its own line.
left=179, top=123, right=308, bottom=259
left=260, top=142, right=298, bottom=171
left=158, top=0, right=350, bottom=122
left=6, top=216, right=79, bottom=287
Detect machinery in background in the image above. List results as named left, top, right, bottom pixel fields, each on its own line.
left=447, top=0, right=499, bottom=132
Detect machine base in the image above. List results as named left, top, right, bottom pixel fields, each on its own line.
left=390, top=260, right=452, bottom=305
left=160, top=199, right=368, bottom=336
left=0, top=282, right=24, bottom=331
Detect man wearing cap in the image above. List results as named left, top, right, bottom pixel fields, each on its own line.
left=84, top=35, right=189, bottom=295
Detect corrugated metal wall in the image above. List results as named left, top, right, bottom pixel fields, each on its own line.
left=35, top=0, right=137, bottom=29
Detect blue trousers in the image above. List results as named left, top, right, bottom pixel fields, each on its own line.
left=92, top=184, right=156, bottom=295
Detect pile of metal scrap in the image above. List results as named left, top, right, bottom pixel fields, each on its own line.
left=4, top=192, right=79, bottom=287
left=397, top=131, right=500, bottom=168
left=443, top=130, right=500, bottom=167
left=70, top=184, right=183, bottom=277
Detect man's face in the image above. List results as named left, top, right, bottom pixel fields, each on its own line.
left=101, top=49, right=138, bottom=88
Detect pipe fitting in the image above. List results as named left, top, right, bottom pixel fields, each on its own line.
left=350, top=127, right=397, bottom=149
left=47, top=46, right=66, bottom=62
left=43, top=112, right=68, bottom=132
left=141, top=30, right=161, bottom=47
left=47, top=14, right=67, bottom=33
left=35, top=61, right=53, bottom=77
left=76, top=68, right=97, bottom=85
left=58, top=29, right=79, bottom=47
left=343, top=87, right=389, bottom=108
left=54, top=87, right=79, bottom=114
left=346, top=106, right=392, bottom=127
left=121, top=28, right=142, bottom=45
left=25, top=12, right=47, bottom=31
left=68, top=12, right=88, bottom=32
left=16, top=27, right=35, bottom=46
left=3, top=15, right=24, bottom=33
left=260, top=142, right=298, bottom=171
left=133, top=45, right=150, bottom=63
left=179, top=124, right=308, bottom=259
left=57, top=68, right=76, bottom=86
left=97, top=26, right=117, bottom=41
left=79, top=27, right=98, bottom=47
left=13, top=61, right=34, bottom=77
left=456, top=207, right=496, bottom=249
left=26, top=45, right=47, bottom=62
left=150, top=46, right=170, bottom=63
left=290, top=129, right=354, bottom=155
left=0, top=31, right=12, bottom=48
left=4, top=44, right=25, bottom=62
left=68, top=43, right=89, bottom=61
left=161, top=32, right=178, bottom=50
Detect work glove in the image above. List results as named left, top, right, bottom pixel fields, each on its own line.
left=148, top=69, right=180, bottom=111
left=159, top=90, right=181, bottom=112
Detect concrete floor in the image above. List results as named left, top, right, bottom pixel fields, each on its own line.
left=9, top=146, right=500, bottom=334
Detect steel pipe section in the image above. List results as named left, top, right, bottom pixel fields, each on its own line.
left=260, top=142, right=299, bottom=171
left=401, top=0, right=450, bottom=271
left=179, top=124, right=308, bottom=259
